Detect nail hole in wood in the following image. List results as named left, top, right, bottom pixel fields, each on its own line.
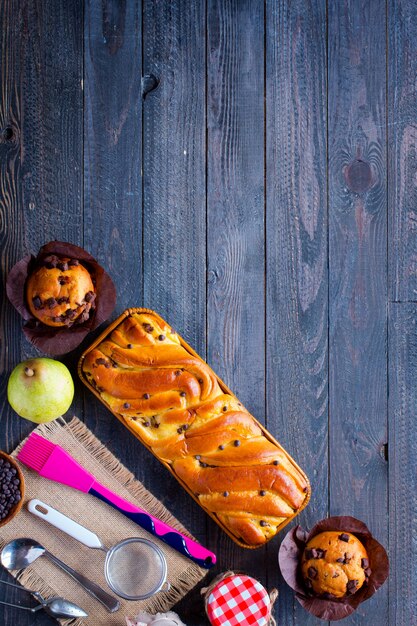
left=344, top=159, right=373, bottom=193
left=380, top=442, right=388, bottom=462
left=141, top=74, right=159, bottom=99
left=2, top=127, right=14, bottom=141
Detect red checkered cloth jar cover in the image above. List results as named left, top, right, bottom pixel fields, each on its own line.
left=206, top=574, right=272, bottom=626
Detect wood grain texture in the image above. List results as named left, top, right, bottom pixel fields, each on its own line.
left=388, top=0, right=417, bottom=302
left=328, top=1, right=388, bottom=624
left=0, top=1, right=82, bottom=625
left=142, top=0, right=206, bottom=354
left=142, top=0, right=207, bottom=539
left=83, top=0, right=143, bottom=455
left=388, top=304, right=417, bottom=625
left=266, top=1, right=328, bottom=623
left=206, top=0, right=266, bottom=580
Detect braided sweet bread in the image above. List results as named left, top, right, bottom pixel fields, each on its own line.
left=79, top=308, right=310, bottom=547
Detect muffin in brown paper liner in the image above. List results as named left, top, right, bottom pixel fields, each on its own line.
left=278, top=516, right=389, bottom=621
left=6, top=241, right=116, bottom=356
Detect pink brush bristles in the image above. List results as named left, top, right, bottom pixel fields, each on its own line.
left=17, top=433, right=56, bottom=472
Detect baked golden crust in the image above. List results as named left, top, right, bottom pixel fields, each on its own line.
left=26, top=256, right=95, bottom=327
left=301, top=531, right=370, bottom=598
left=80, top=309, right=310, bottom=547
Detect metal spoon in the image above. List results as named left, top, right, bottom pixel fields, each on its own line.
left=0, top=578, right=88, bottom=618
left=1, top=538, right=120, bottom=613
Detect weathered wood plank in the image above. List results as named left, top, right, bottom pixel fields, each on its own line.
left=0, top=1, right=83, bottom=625
left=83, top=0, right=143, bottom=459
left=388, top=0, right=417, bottom=303
left=206, top=0, right=266, bottom=581
left=142, top=0, right=207, bottom=539
left=388, top=304, right=417, bottom=625
left=328, top=1, right=388, bottom=623
left=266, top=1, right=328, bottom=623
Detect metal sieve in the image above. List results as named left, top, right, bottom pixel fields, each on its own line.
left=28, top=499, right=170, bottom=601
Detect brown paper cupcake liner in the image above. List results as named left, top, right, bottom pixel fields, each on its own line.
left=6, top=241, right=116, bottom=356
left=278, top=516, right=389, bottom=621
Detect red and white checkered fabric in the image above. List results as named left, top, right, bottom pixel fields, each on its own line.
left=206, top=574, right=271, bottom=626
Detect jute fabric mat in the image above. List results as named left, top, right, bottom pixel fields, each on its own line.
left=0, top=417, right=208, bottom=625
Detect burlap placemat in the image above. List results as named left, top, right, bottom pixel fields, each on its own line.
left=0, top=417, right=208, bottom=625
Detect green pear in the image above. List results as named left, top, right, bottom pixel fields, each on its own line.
left=7, top=358, right=74, bottom=423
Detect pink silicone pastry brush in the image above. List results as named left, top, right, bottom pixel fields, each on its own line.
left=17, top=432, right=216, bottom=569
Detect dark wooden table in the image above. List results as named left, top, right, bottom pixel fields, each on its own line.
left=1, top=1, right=416, bottom=625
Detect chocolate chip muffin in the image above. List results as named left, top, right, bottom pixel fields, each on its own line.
left=301, top=531, right=371, bottom=599
left=26, top=255, right=96, bottom=327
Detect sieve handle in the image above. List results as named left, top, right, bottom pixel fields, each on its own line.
left=89, top=482, right=217, bottom=569
left=28, top=499, right=105, bottom=550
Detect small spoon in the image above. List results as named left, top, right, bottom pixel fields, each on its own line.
left=1, top=538, right=120, bottom=613
left=0, top=578, right=88, bottom=618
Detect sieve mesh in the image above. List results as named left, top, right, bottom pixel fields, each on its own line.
left=105, top=538, right=166, bottom=600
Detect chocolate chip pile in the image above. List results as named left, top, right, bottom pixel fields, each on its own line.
left=0, top=458, right=21, bottom=520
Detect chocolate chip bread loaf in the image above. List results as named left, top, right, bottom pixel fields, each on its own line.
left=79, top=308, right=310, bottom=548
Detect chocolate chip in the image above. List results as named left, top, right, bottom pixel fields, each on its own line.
left=200, top=462, right=207, bottom=468
left=321, top=592, right=335, bottom=600
left=260, top=520, right=268, bottom=527
left=336, top=557, right=345, bottom=563
left=65, top=309, right=77, bottom=319
left=222, top=406, right=227, bottom=412
left=234, top=440, right=241, bottom=447
left=123, top=403, right=131, bottom=409
left=96, top=358, right=107, bottom=365
left=339, top=533, right=350, bottom=542
left=313, top=548, right=326, bottom=559
left=332, top=572, right=340, bottom=578
left=195, top=455, right=201, bottom=460
left=177, top=427, right=183, bottom=434
left=84, top=291, right=95, bottom=302
left=346, top=580, right=358, bottom=595
left=175, top=370, right=181, bottom=376
left=158, top=334, right=165, bottom=341
left=179, top=391, right=186, bottom=397
left=143, top=324, right=154, bottom=332
left=308, top=566, right=318, bottom=579
left=183, top=424, right=189, bottom=430
left=78, top=310, right=90, bottom=323
left=43, top=255, right=58, bottom=268
left=68, top=259, right=79, bottom=266
left=344, top=552, right=352, bottom=564
left=273, top=460, right=279, bottom=466
left=58, top=275, right=70, bottom=285
left=53, top=316, right=64, bottom=323
left=259, top=490, right=266, bottom=496
left=219, top=444, right=225, bottom=450
left=198, top=378, right=203, bottom=384
left=32, top=296, right=43, bottom=310
left=223, top=491, right=229, bottom=497
left=57, top=261, right=68, bottom=271
left=303, top=486, right=308, bottom=492
left=144, top=421, right=150, bottom=427
left=57, top=296, right=70, bottom=304
left=127, top=344, right=133, bottom=349
left=143, top=393, right=150, bottom=399
left=361, top=558, right=369, bottom=569
left=46, top=297, right=57, bottom=309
